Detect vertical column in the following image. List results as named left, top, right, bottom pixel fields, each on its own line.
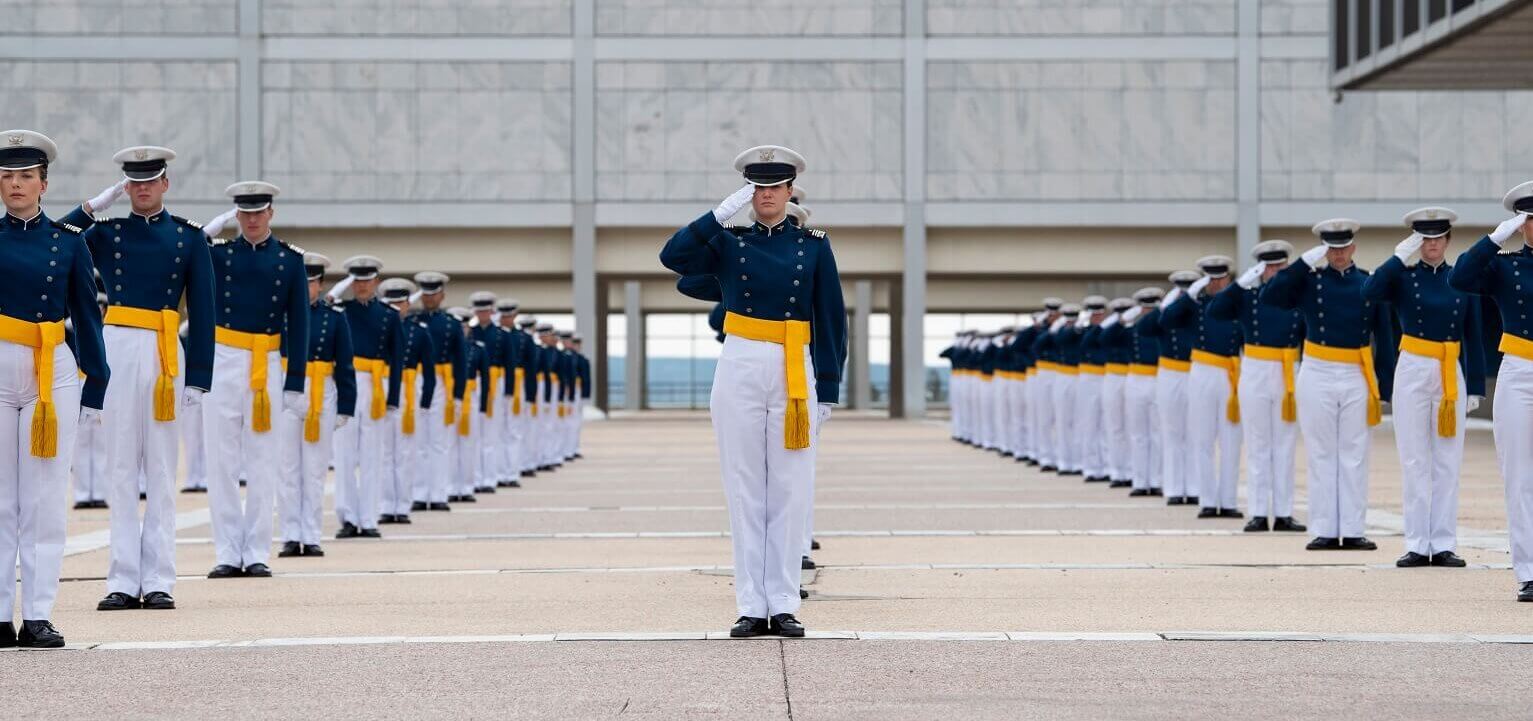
left=624, top=281, right=644, bottom=411
left=236, top=0, right=261, bottom=179
left=1236, top=0, right=1260, bottom=267
left=852, top=280, right=873, bottom=410
left=899, top=0, right=928, bottom=419
left=572, top=0, right=599, bottom=397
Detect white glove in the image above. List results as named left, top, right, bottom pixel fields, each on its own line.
left=282, top=390, right=305, bottom=418
left=817, top=403, right=832, bottom=426
left=712, top=184, right=756, bottom=225
left=202, top=207, right=238, bottom=238
left=326, top=275, right=355, bottom=303
left=1394, top=233, right=1424, bottom=266
left=1490, top=214, right=1528, bottom=246
left=1468, top=396, right=1482, bottom=413
left=1049, top=317, right=1068, bottom=333
left=1100, top=313, right=1120, bottom=329
left=1300, top=244, right=1329, bottom=268
left=1187, top=275, right=1212, bottom=298
left=84, top=179, right=127, bottom=215
left=1122, top=306, right=1144, bottom=323
left=1158, top=287, right=1182, bottom=310
left=182, top=387, right=204, bottom=408
left=1074, top=312, right=1091, bottom=329
left=335, top=414, right=351, bottom=430
left=80, top=407, right=102, bottom=425
left=1236, top=264, right=1264, bottom=290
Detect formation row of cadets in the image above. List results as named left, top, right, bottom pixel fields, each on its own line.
left=943, top=188, right=1533, bottom=603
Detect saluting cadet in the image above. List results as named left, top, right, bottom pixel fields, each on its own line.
left=470, top=291, right=505, bottom=492
left=202, top=181, right=308, bottom=580
left=567, top=332, right=591, bottom=460
left=1367, top=208, right=1484, bottom=567
left=555, top=330, right=578, bottom=461
left=277, top=254, right=355, bottom=559
left=178, top=319, right=208, bottom=494
left=493, top=298, right=527, bottom=487
left=1163, top=256, right=1244, bottom=519
left=993, top=326, right=1019, bottom=458
left=1208, top=241, right=1307, bottom=532
left=62, top=147, right=215, bottom=612
left=449, top=307, right=492, bottom=502
left=1448, top=182, right=1533, bottom=600
left=1140, top=271, right=1199, bottom=506
left=410, top=271, right=463, bottom=512
left=1097, top=298, right=1135, bottom=487
left=1076, top=298, right=1110, bottom=481
left=72, top=293, right=111, bottom=509
left=1008, top=319, right=1041, bottom=464
left=381, top=278, right=434, bottom=524
left=660, top=144, right=845, bottom=638
left=516, top=315, right=542, bottom=476
left=332, top=256, right=404, bottom=539
left=1123, top=288, right=1164, bottom=497
left=938, top=332, right=967, bottom=443
left=1029, top=302, right=1063, bottom=469
left=1039, top=304, right=1083, bottom=475
left=0, top=131, right=109, bottom=648
left=533, top=323, right=565, bottom=471
left=1262, top=219, right=1395, bottom=551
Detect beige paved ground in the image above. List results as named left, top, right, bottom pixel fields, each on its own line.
left=8, top=413, right=1533, bottom=718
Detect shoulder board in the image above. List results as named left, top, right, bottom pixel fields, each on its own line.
left=475, top=340, right=487, bottom=348
left=94, top=214, right=113, bottom=224
left=803, top=228, right=827, bottom=240
left=279, top=240, right=306, bottom=255
left=171, top=214, right=202, bottom=230
left=329, top=305, right=345, bottom=313
left=52, top=220, right=83, bottom=234
left=210, top=236, right=231, bottom=246
left=418, top=321, right=429, bottom=328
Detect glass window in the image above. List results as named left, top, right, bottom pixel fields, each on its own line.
left=645, top=312, right=719, bottom=410
left=1335, top=0, right=1351, bottom=70
left=606, top=313, right=626, bottom=408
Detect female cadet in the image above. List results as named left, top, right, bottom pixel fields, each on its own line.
left=0, top=131, right=109, bottom=648
left=1261, top=219, right=1395, bottom=552
left=660, top=145, right=846, bottom=638
left=1162, top=257, right=1243, bottom=519
left=1448, top=181, right=1533, bottom=601
left=1139, top=271, right=1200, bottom=506
left=1365, top=208, right=1484, bottom=568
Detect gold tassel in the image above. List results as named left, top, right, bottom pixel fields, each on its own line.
left=370, top=389, right=386, bottom=421
left=304, top=409, right=321, bottom=443
left=402, top=404, right=416, bottom=436
left=444, top=395, right=456, bottom=426
left=1225, top=394, right=1240, bottom=425
left=1281, top=392, right=1297, bottom=423
left=30, top=400, right=57, bottom=458
left=458, top=404, right=471, bottom=437
left=153, top=373, right=177, bottom=422
left=1437, top=398, right=1456, bottom=438
left=1366, top=397, right=1382, bottom=427
left=558, top=403, right=566, bottom=419
left=531, top=403, right=538, bottom=418
left=513, top=396, right=521, bottom=416
left=252, top=389, right=272, bottom=434
left=785, top=398, right=811, bottom=450
left=484, top=394, right=494, bottom=419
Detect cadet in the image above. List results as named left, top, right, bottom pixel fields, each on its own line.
left=202, top=181, right=308, bottom=579
left=1262, top=219, right=1395, bottom=551
left=449, top=306, right=492, bottom=502
left=1140, top=271, right=1199, bottom=505
left=277, top=253, right=355, bottom=558
left=64, top=146, right=215, bottom=612
left=1008, top=319, right=1041, bottom=464
left=72, top=292, right=111, bottom=509
left=1097, top=297, right=1136, bottom=487
left=1076, top=298, right=1109, bottom=481
left=1164, top=256, right=1244, bottom=519
left=660, top=144, right=846, bottom=638
left=0, top=131, right=109, bottom=648
left=410, top=271, right=463, bottom=512
left=1030, top=302, right=1064, bottom=467
left=534, top=323, right=565, bottom=472
left=1208, top=241, right=1306, bottom=532
left=1037, top=304, right=1083, bottom=474
left=382, top=278, right=435, bottom=524
left=1123, top=288, right=1164, bottom=496
left=516, top=315, right=542, bottom=476
left=493, top=298, right=528, bottom=487
left=470, top=291, right=506, bottom=492
left=938, top=331, right=969, bottom=444
left=1367, top=208, right=1484, bottom=567
left=1448, top=181, right=1533, bottom=600
left=332, top=256, right=404, bottom=539
left=567, top=332, right=591, bottom=460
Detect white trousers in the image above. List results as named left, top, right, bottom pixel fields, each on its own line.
left=573, top=397, right=586, bottom=455
left=103, top=326, right=184, bottom=597
left=990, top=377, right=1007, bottom=452
left=540, top=385, right=561, bottom=467
left=712, top=336, right=819, bottom=618
left=181, top=396, right=206, bottom=490
left=1241, top=357, right=1299, bottom=518
left=333, top=373, right=385, bottom=530
left=278, top=377, right=334, bottom=545
left=950, top=373, right=967, bottom=441
left=454, top=394, right=483, bottom=496
left=1156, top=367, right=1190, bottom=497
left=1101, top=373, right=1127, bottom=481
left=1052, top=374, right=1078, bottom=471
left=419, top=382, right=455, bottom=504
left=1493, top=356, right=1533, bottom=582
left=204, top=344, right=287, bottom=569
left=1296, top=357, right=1372, bottom=539
left=1032, top=371, right=1056, bottom=466
left=73, top=412, right=107, bottom=503
left=389, top=404, right=421, bottom=515
left=1125, top=373, right=1160, bottom=490
left=0, top=342, right=80, bottom=621
left=1187, top=361, right=1241, bottom=510
left=495, top=396, right=517, bottom=479
left=1393, top=351, right=1465, bottom=555
left=511, top=406, right=533, bottom=475
left=479, top=393, right=502, bottom=484
left=1076, top=374, right=1104, bottom=477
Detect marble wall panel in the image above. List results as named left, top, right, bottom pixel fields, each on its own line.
left=263, top=0, right=571, bottom=36
left=928, top=0, right=1235, bottom=36
left=596, top=0, right=901, bottom=36
left=10, top=0, right=235, bottom=34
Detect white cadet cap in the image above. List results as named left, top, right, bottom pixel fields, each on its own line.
left=112, top=145, right=175, bottom=181
left=1168, top=270, right=1200, bottom=287
left=1252, top=240, right=1294, bottom=264
left=495, top=298, right=519, bottom=313
left=302, top=252, right=331, bottom=279
left=1133, top=287, right=1165, bottom=305
left=0, top=130, right=58, bottom=169
left=1402, top=207, right=1457, bottom=238
left=571, top=333, right=583, bottom=342
left=1042, top=297, right=1064, bottom=311
left=517, top=315, right=537, bottom=327
left=733, top=145, right=805, bottom=187
left=1195, top=255, right=1235, bottom=278
left=469, top=290, right=497, bottom=309
left=1311, top=218, right=1361, bottom=248
left=1082, top=295, right=1108, bottom=311
left=788, top=184, right=808, bottom=204
left=557, top=329, right=574, bottom=339
left=378, top=278, right=415, bottom=303
left=1060, top=303, right=1082, bottom=317
left=447, top=306, right=472, bottom=322
left=341, top=255, right=383, bottom=280
left=536, top=323, right=555, bottom=333
left=1503, top=180, right=1533, bottom=214
left=225, top=181, right=280, bottom=211
left=1109, top=297, right=1134, bottom=312
left=413, top=271, right=449, bottom=295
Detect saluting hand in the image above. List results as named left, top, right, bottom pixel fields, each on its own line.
left=1490, top=214, right=1528, bottom=247
left=1187, top=275, right=1212, bottom=298
left=1300, top=244, right=1329, bottom=268
left=83, top=179, right=127, bottom=215
left=1122, top=306, right=1144, bottom=323
left=1393, top=233, right=1424, bottom=266
left=1236, top=263, right=1264, bottom=290
left=712, top=184, right=756, bottom=225
left=202, top=207, right=239, bottom=238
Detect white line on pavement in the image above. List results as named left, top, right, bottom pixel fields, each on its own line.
left=168, top=528, right=1408, bottom=545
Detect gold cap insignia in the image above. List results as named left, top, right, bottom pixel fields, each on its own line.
left=134, top=148, right=149, bottom=160
left=758, top=149, right=775, bottom=162
left=7, top=135, right=22, bottom=146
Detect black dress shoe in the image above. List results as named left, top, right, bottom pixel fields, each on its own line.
left=207, top=564, right=244, bottom=578
left=1148, top=489, right=1164, bottom=497
left=573, top=453, right=583, bottom=460
left=429, top=502, right=450, bottom=511
left=1218, top=508, right=1244, bottom=519
left=359, top=528, right=382, bottom=538
left=18, top=620, right=63, bottom=649
left=302, top=544, right=325, bottom=557
left=73, top=501, right=91, bottom=510
left=278, top=541, right=302, bottom=557
left=1340, top=537, right=1377, bottom=551
left=1109, top=480, right=1131, bottom=488
left=799, top=587, right=808, bottom=600
left=1058, top=469, right=1082, bottom=477
left=239, top=479, right=246, bottom=487
left=1197, top=507, right=1219, bottom=518
left=96, top=592, right=141, bottom=611
left=459, top=494, right=478, bottom=503
left=521, top=470, right=536, bottom=478
left=378, top=514, right=397, bottom=525
left=1519, top=581, right=1533, bottom=602
left=396, top=515, right=412, bottom=524
left=1243, top=517, right=1269, bottom=533
left=1272, top=516, right=1306, bottom=532
left=1186, top=496, right=1199, bottom=505
left=1129, top=489, right=1150, bottom=497
left=1167, top=497, right=1187, bottom=506
left=336, top=522, right=359, bottom=539
left=141, top=591, right=175, bottom=610
left=244, top=563, right=272, bottom=577
left=411, top=501, right=428, bottom=512
left=769, top=613, right=805, bottom=638
left=0, top=621, right=14, bottom=648
left=1086, top=476, right=1109, bottom=483
left=801, top=556, right=815, bottom=570
left=138, top=492, right=147, bottom=500
left=1039, top=465, right=1057, bottom=472
left=810, top=539, right=821, bottom=551
left=504, top=480, right=521, bottom=488
left=1306, top=537, right=1340, bottom=551
left=497, top=480, right=514, bottom=488
left=1431, top=551, right=1467, bottom=567
left=181, top=487, right=198, bottom=494
left=1396, top=551, right=1430, bottom=567
left=730, top=616, right=769, bottom=638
